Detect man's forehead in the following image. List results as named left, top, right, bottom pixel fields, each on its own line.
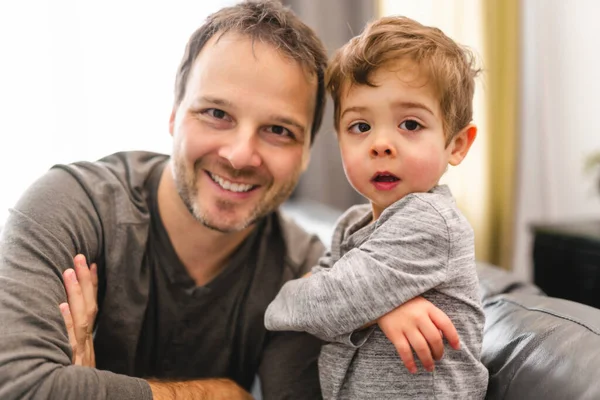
left=197, top=30, right=318, bottom=82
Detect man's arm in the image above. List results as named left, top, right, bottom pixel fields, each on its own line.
left=264, top=199, right=450, bottom=340
left=62, top=254, right=255, bottom=400
left=0, top=169, right=154, bottom=399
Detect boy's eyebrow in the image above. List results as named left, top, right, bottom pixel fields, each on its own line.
left=340, top=106, right=367, bottom=119
left=392, top=101, right=436, bottom=116
left=341, top=101, right=436, bottom=119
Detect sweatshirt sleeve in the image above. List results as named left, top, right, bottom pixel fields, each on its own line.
left=264, top=195, right=450, bottom=343
left=0, top=168, right=152, bottom=399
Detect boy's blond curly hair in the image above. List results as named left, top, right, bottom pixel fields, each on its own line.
left=327, top=16, right=480, bottom=142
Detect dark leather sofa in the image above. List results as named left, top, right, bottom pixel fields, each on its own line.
left=478, top=262, right=600, bottom=399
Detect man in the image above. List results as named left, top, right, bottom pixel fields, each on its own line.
left=0, top=1, right=457, bottom=399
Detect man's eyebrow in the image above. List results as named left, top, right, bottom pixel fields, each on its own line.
left=193, top=97, right=307, bottom=134
left=269, top=115, right=307, bottom=134
left=194, top=96, right=234, bottom=108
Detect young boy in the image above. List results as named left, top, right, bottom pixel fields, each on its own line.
left=265, top=16, right=489, bottom=399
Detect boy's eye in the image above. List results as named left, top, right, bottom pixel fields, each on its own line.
left=399, top=119, right=422, bottom=131
left=349, top=122, right=371, bottom=134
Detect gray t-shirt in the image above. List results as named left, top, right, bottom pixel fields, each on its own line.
left=0, top=151, right=325, bottom=400
left=265, top=185, right=489, bottom=399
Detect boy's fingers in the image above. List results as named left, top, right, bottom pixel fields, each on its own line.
left=73, top=255, right=97, bottom=334
left=418, top=319, right=445, bottom=361
left=429, top=307, right=460, bottom=350
left=392, top=334, right=417, bottom=374
left=63, top=268, right=89, bottom=359
left=405, top=329, right=435, bottom=372
left=59, top=302, right=77, bottom=363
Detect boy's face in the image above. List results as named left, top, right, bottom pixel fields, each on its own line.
left=168, top=32, right=315, bottom=233
left=337, top=61, right=468, bottom=219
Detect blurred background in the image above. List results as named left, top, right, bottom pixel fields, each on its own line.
left=1, top=0, right=600, bottom=287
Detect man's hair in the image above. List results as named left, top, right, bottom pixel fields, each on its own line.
left=174, top=0, right=328, bottom=145
left=327, top=16, right=480, bottom=141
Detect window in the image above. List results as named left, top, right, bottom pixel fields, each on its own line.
left=0, top=0, right=240, bottom=223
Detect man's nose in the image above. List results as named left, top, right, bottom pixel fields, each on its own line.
left=370, top=136, right=397, bottom=158
left=218, top=128, right=262, bottom=169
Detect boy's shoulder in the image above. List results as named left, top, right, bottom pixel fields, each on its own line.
left=380, top=185, right=470, bottom=231
left=334, top=203, right=372, bottom=230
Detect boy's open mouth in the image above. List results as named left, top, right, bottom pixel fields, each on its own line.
left=371, top=171, right=400, bottom=182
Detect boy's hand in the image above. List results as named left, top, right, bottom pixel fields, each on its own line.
left=59, top=254, right=98, bottom=367
left=377, top=296, right=459, bottom=374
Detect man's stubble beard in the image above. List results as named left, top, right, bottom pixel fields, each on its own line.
left=173, top=157, right=300, bottom=233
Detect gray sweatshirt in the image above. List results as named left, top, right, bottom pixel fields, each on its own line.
left=265, top=185, right=489, bottom=399
left=0, top=151, right=324, bottom=400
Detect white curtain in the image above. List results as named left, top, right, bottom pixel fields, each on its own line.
left=513, top=0, right=600, bottom=281
left=0, top=0, right=240, bottom=224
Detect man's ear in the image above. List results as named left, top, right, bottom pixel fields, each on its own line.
left=300, top=145, right=311, bottom=173
left=448, top=123, right=477, bottom=166
left=168, top=107, right=178, bottom=137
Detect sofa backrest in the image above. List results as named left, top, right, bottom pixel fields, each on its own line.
left=479, top=265, right=600, bottom=399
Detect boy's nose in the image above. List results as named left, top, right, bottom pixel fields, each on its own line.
left=370, top=141, right=397, bottom=158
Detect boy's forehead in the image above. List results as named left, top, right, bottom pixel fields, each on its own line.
left=340, top=61, right=440, bottom=107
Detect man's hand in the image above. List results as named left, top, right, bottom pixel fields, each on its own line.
left=378, top=296, right=460, bottom=374
left=59, top=254, right=98, bottom=367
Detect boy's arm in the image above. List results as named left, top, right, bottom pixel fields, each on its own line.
left=264, top=198, right=451, bottom=342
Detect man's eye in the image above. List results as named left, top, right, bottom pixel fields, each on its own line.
left=399, top=119, right=422, bottom=131
left=348, top=122, right=371, bottom=134
left=204, top=108, right=229, bottom=120
left=267, top=125, right=295, bottom=138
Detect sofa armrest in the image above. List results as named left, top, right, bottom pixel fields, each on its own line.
left=477, top=262, right=544, bottom=302
left=482, top=292, right=600, bottom=400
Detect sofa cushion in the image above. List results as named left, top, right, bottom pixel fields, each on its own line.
left=476, top=262, right=544, bottom=301
left=482, top=292, right=600, bottom=399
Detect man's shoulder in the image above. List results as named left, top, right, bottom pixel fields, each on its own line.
left=275, top=210, right=326, bottom=278
left=54, top=151, right=168, bottom=184
left=48, top=151, right=168, bottom=224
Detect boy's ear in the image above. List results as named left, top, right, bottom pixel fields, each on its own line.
left=448, top=123, right=477, bottom=166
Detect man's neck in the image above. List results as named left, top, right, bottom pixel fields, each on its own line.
left=157, top=163, right=255, bottom=286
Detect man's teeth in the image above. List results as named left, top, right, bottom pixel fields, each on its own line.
left=209, top=172, right=254, bottom=193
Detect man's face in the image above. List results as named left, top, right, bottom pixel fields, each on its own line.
left=169, top=32, right=315, bottom=233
